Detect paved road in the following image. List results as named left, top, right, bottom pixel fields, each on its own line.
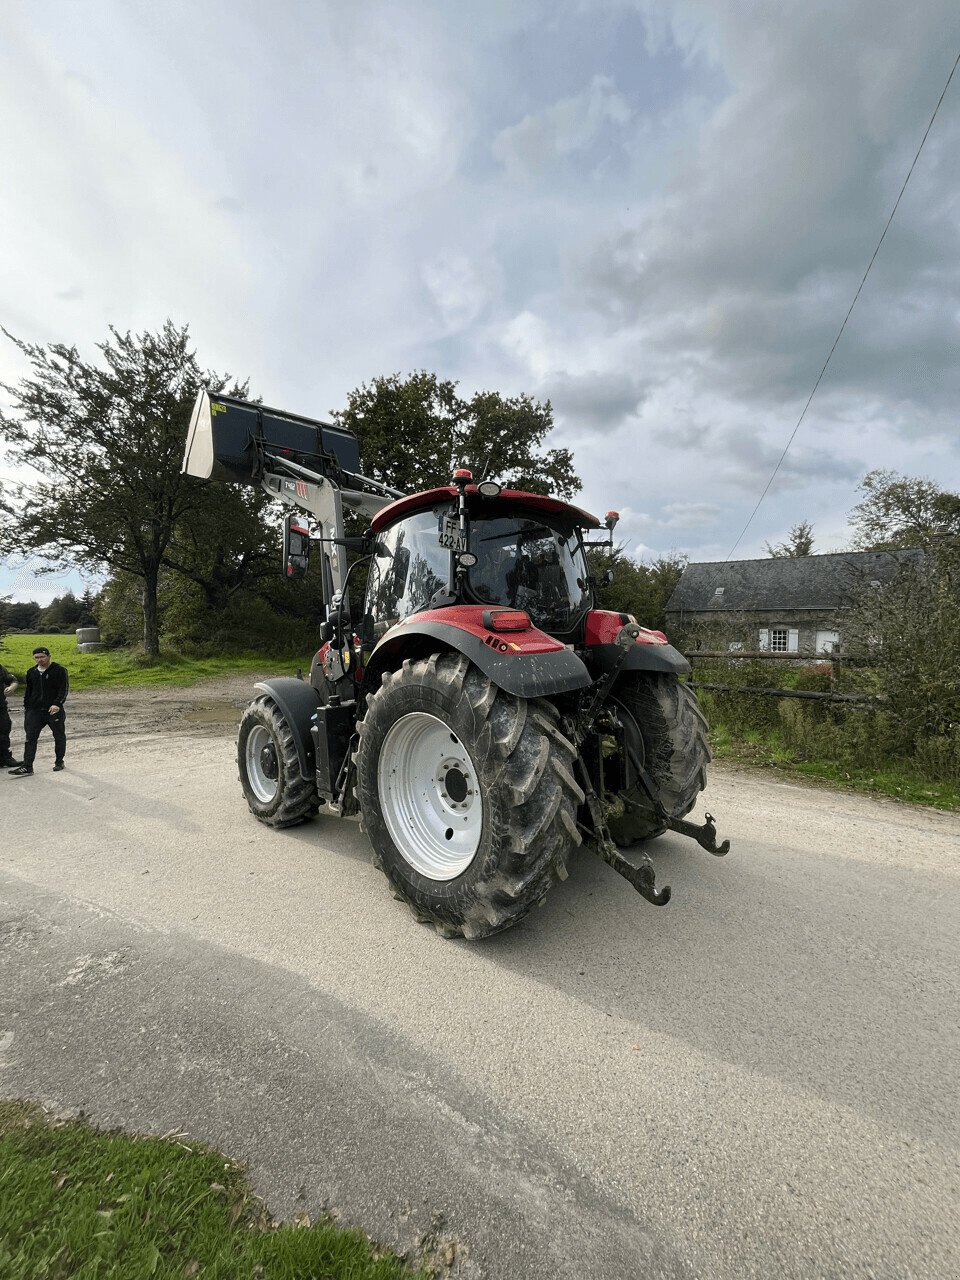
left=2, top=723, right=958, bottom=1278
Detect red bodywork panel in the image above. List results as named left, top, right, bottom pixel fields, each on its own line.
left=371, top=485, right=602, bottom=532
left=390, top=605, right=566, bottom=655
left=584, top=610, right=668, bottom=646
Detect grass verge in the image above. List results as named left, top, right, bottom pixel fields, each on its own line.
left=708, top=723, right=960, bottom=811
left=0, top=1100, right=431, bottom=1280
left=0, top=635, right=313, bottom=693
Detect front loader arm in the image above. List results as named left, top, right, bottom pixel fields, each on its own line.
left=182, top=387, right=399, bottom=603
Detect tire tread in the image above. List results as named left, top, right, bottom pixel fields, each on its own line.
left=357, top=652, right=581, bottom=939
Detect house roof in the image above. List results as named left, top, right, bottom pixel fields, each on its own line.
left=665, top=549, right=921, bottom=614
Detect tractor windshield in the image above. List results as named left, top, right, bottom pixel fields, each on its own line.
left=467, top=515, right=591, bottom=633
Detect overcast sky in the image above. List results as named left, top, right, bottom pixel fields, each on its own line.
left=2, top=0, right=959, bottom=602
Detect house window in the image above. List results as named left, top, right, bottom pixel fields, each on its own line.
left=759, top=628, right=798, bottom=652
left=816, top=630, right=840, bottom=655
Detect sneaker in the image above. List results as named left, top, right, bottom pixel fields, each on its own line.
left=8, top=766, right=33, bottom=777
left=0, top=758, right=21, bottom=769
left=53, top=762, right=65, bottom=772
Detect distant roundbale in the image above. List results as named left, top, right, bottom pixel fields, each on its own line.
left=77, top=641, right=107, bottom=654
left=76, top=626, right=101, bottom=644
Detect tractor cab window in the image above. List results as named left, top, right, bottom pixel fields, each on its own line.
left=366, top=510, right=449, bottom=627
left=468, top=515, right=590, bottom=633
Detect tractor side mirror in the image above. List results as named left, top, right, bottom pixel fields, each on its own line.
left=282, top=514, right=311, bottom=580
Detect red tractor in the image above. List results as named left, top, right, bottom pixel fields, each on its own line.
left=183, top=391, right=728, bottom=939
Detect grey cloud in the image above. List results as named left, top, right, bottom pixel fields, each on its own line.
left=653, top=418, right=716, bottom=451
left=715, top=425, right=862, bottom=492
left=492, top=74, right=632, bottom=174
left=62, top=68, right=96, bottom=93
left=574, top=1, right=960, bottom=434
left=661, top=501, right=720, bottom=529
left=544, top=369, right=649, bottom=431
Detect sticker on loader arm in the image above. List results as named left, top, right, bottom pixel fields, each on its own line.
left=439, top=515, right=466, bottom=552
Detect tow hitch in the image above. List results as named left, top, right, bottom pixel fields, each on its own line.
left=624, top=752, right=731, bottom=857
left=660, top=810, right=729, bottom=856
left=571, top=620, right=731, bottom=906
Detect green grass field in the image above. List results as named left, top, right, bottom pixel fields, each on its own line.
left=0, top=1101, right=429, bottom=1279
left=0, top=635, right=314, bottom=692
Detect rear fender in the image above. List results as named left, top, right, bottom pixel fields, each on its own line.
left=254, top=677, right=322, bottom=776
left=583, top=609, right=690, bottom=676
left=362, top=610, right=591, bottom=700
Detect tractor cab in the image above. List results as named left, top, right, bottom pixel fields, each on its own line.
left=365, top=475, right=606, bottom=640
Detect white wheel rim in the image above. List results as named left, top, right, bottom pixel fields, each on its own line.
left=245, top=724, right=280, bottom=803
left=377, top=712, right=482, bottom=879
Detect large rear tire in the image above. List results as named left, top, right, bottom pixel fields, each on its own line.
left=356, top=651, right=583, bottom=939
left=605, top=674, right=711, bottom=845
left=238, top=696, right=319, bottom=828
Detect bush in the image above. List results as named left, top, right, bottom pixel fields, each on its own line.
left=695, top=645, right=959, bottom=786
left=911, top=728, right=960, bottom=783
left=844, top=544, right=960, bottom=751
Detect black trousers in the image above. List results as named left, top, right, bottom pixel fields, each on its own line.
left=23, top=708, right=66, bottom=767
left=0, top=703, right=12, bottom=761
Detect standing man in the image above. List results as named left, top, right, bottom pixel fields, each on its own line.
left=9, top=647, right=69, bottom=777
left=0, top=660, right=21, bottom=768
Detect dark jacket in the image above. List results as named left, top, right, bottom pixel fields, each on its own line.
left=0, top=664, right=14, bottom=709
left=24, top=662, right=69, bottom=711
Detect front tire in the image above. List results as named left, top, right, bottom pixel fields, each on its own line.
left=238, top=696, right=319, bottom=828
left=356, top=651, right=583, bottom=939
left=605, top=674, right=711, bottom=845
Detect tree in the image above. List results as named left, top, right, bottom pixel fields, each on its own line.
left=1, top=599, right=41, bottom=630
left=589, top=544, right=687, bottom=632
left=79, top=588, right=97, bottom=625
left=848, top=470, right=960, bottom=551
left=332, top=371, right=580, bottom=498
left=765, top=520, right=814, bottom=558
left=843, top=469, right=960, bottom=775
left=161, top=485, right=278, bottom=614
left=844, top=542, right=960, bottom=759
left=39, top=591, right=84, bottom=630
left=0, top=322, right=249, bottom=656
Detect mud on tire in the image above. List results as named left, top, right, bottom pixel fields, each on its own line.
left=238, top=696, right=320, bottom=828
left=356, top=651, right=583, bottom=939
left=606, top=673, right=711, bottom=846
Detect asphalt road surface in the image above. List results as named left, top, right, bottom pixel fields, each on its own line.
left=1, top=699, right=958, bottom=1278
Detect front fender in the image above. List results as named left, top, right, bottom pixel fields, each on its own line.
left=363, top=616, right=592, bottom=700
left=254, top=677, right=322, bottom=776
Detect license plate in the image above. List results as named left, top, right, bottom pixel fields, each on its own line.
left=439, top=516, right=466, bottom=552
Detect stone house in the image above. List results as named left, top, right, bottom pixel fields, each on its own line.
left=664, top=550, right=919, bottom=656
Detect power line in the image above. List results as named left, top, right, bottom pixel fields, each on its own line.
left=723, top=47, right=960, bottom=563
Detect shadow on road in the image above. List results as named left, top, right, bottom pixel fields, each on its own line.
left=475, top=833, right=957, bottom=1148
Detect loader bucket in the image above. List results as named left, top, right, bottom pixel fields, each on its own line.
left=182, top=389, right=360, bottom=484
